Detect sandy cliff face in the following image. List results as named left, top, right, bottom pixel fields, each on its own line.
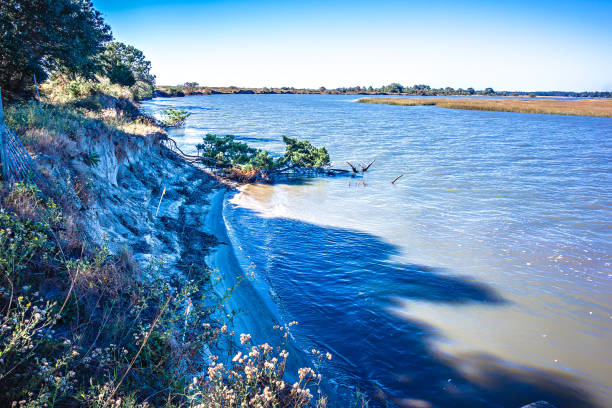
left=86, top=132, right=219, bottom=274
left=32, top=99, right=221, bottom=278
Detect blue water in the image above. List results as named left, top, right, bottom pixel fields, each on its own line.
left=142, top=95, right=612, bottom=407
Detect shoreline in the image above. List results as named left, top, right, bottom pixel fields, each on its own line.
left=204, top=188, right=309, bottom=383
left=153, top=86, right=612, bottom=99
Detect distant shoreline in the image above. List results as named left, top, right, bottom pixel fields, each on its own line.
left=153, top=85, right=611, bottom=99
left=357, top=97, right=612, bottom=118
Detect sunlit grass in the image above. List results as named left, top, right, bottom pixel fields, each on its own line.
left=357, top=97, right=612, bottom=117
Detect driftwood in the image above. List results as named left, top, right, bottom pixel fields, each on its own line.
left=348, top=159, right=375, bottom=173
left=347, top=161, right=359, bottom=173
left=360, top=159, right=376, bottom=172
left=391, top=174, right=404, bottom=184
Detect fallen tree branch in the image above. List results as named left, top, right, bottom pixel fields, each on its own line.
left=361, top=159, right=376, bottom=172
left=347, top=161, right=359, bottom=173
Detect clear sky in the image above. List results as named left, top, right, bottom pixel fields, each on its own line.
left=93, top=0, right=612, bottom=91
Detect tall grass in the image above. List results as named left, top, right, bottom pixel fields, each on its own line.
left=357, top=97, right=612, bottom=117
left=40, top=75, right=153, bottom=103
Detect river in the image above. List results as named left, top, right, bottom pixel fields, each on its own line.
left=142, top=94, right=611, bottom=407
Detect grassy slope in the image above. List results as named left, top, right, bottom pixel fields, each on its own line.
left=357, top=97, right=612, bottom=117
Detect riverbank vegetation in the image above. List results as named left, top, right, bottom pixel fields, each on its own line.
left=357, top=97, right=612, bottom=118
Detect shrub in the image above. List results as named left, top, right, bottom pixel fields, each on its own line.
left=40, top=75, right=135, bottom=103
left=187, top=341, right=325, bottom=407
left=165, top=86, right=185, bottom=97
left=101, top=42, right=156, bottom=86
left=130, top=81, right=154, bottom=100
left=160, top=108, right=191, bottom=127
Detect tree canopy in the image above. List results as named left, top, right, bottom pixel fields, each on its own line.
left=0, top=0, right=112, bottom=98
left=278, top=136, right=330, bottom=168
left=100, top=41, right=156, bottom=86
left=183, top=82, right=199, bottom=95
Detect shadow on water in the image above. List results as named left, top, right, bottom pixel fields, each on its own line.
left=224, top=204, right=598, bottom=408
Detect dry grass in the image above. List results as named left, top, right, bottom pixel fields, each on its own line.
left=357, top=97, right=612, bottom=117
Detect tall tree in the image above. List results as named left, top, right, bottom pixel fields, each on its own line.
left=100, top=41, right=156, bottom=86
left=0, top=0, right=112, bottom=98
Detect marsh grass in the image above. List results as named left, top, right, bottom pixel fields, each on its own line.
left=358, top=97, right=612, bottom=117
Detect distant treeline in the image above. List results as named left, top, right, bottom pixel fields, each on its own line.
left=336, top=84, right=612, bottom=98
left=156, top=82, right=612, bottom=98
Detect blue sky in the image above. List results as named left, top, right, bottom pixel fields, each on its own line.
left=93, top=0, right=612, bottom=91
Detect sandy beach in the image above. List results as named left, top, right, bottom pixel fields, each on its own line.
left=204, top=188, right=309, bottom=382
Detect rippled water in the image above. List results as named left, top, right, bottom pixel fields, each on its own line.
left=142, top=95, right=612, bottom=407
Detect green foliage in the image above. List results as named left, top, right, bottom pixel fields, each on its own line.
left=0, top=0, right=112, bottom=98
left=160, top=86, right=185, bottom=97
left=196, top=134, right=330, bottom=177
left=383, top=83, right=404, bottom=93
left=251, top=149, right=276, bottom=170
left=160, top=108, right=191, bottom=127
left=130, top=81, right=154, bottom=100
left=0, top=208, right=49, bottom=280
left=4, top=98, right=159, bottom=156
left=66, top=79, right=110, bottom=100
left=5, top=101, right=111, bottom=142
left=84, top=151, right=101, bottom=167
left=40, top=75, right=134, bottom=103
left=197, top=134, right=260, bottom=168
left=107, top=63, right=136, bottom=87
left=100, top=41, right=155, bottom=88
left=279, top=136, right=331, bottom=168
